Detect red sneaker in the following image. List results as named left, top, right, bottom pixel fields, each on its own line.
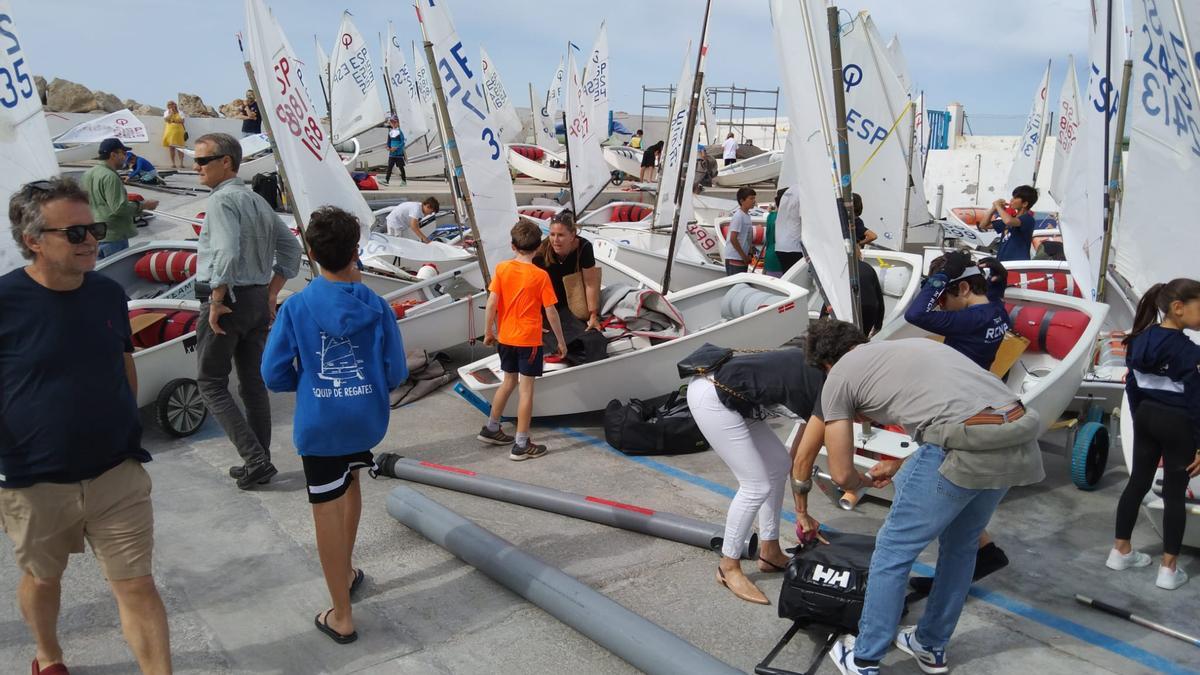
left=32, top=659, right=69, bottom=675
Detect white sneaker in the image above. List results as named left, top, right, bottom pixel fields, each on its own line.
left=894, top=626, right=949, bottom=674
left=828, top=636, right=879, bottom=675
left=1106, top=548, right=1152, bottom=570
left=1156, top=566, right=1188, bottom=590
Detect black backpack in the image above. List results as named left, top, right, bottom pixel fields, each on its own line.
left=603, top=389, right=709, bottom=456
left=777, top=531, right=875, bottom=634
left=251, top=173, right=280, bottom=211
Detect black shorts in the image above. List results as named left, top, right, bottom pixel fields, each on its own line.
left=497, top=343, right=544, bottom=376
left=301, top=451, right=375, bottom=504
left=724, top=158, right=736, bottom=166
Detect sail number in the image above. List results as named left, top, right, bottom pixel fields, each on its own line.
left=1057, top=98, right=1079, bottom=155
left=438, top=41, right=500, bottom=160
left=273, top=56, right=325, bottom=161
left=1136, top=0, right=1200, bottom=157
left=846, top=108, right=889, bottom=145
left=333, top=46, right=375, bottom=96
left=0, top=15, right=34, bottom=109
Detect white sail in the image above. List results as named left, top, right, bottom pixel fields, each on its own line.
left=1048, top=56, right=1081, bottom=204
left=244, top=0, right=372, bottom=245
left=417, top=0, right=517, bottom=277
left=702, top=87, right=720, bottom=146
left=1060, top=0, right=1127, bottom=300
left=565, top=49, right=611, bottom=212
left=536, top=57, right=565, bottom=150
left=652, top=44, right=696, bottom=233
left=314, top=37, right=331, bottom=110
left=479, top=46, right=524, bottom=145
left=412, top=41, right=439, bottom=141
left=1114, top=1, right=1200, bottom=295
left=1005, top=61, right=1051, bottom=193
left=383, top=21, right=428, bottom=139
left=329, top=11, right=386, bottom=143
left=54, top=109, right=149, bottom=145
left=0, top=0, right=58, bottom=276
left=884, top=34, right=912, bottom=95
left=834, top=12, right=912, bottom=249
left=770, top=0, right=853, bottom=321
left=582, top=22, right=609, bottom=141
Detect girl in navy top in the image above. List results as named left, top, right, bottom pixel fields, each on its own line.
left=1109, top=278, right=1200, bottom=590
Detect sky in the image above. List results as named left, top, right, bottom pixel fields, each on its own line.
left=14, top=0, right=1091, bottom=136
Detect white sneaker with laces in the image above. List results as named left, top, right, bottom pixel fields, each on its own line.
left=1106, top=548, right=1152, bottom=570
left=894, top=626, right=949, bottom=674
left=1156, top=565, right=1188, bottom=590
left=828, top=636, right=879, bottom=675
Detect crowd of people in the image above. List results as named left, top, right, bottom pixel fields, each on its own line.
left=1, top=127, right=1197, bottom=674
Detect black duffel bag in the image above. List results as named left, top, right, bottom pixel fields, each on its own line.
left=777, top=531, right=875, bottom=634
left=603, top=389, right=709, bottom=456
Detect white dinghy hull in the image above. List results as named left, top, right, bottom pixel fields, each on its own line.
left=96, top=240, right=199, bottom=301
left=714, top=150, right=784, bottom=187
left=507, top=144, right=568, bottom=185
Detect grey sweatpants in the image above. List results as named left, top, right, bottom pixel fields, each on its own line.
left=196, top=285, right=272, bottom=469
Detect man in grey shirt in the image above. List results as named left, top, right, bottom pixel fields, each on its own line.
left=806, top=320, right=1043, bottom=675
left=193, top=133, right=302, bottom=489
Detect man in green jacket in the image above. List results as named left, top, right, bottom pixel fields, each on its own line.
left=82, top=138, right=158, bottom=259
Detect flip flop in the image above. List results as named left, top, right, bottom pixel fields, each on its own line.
left=349, top=568, right=365, bottom=596
left=314, top=609, right=358, bottom=644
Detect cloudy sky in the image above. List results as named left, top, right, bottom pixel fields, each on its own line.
left=15, top=0, right=1091, bottom=135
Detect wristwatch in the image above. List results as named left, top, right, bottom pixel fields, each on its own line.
left=790, top=477, right=813, bottom=495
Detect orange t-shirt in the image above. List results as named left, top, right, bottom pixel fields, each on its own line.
left=490, top=259, right=557, bottom=347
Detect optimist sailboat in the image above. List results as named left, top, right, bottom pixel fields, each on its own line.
left=459, top=0, right=810, bottom=417
left=509, top=57, right=568, bottom=184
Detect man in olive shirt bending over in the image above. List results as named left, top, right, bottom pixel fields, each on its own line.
left=806, top=320, right=1044, bottom=675
left=193, top=133, right=302, bottom=489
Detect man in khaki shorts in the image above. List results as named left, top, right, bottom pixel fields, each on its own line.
left=1, top=178, right=171, bottom=674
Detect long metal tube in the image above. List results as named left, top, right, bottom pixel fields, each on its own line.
left=1095, top=59, right=1132, bottom=303
left=826, top=5, right=863, bottom=330
left=386, top=486, right=744, bottom=675
left=374, top=455, right=757, bottom=559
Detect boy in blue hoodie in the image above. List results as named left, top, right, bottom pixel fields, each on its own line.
left=261, top=206, right=408, bottom=644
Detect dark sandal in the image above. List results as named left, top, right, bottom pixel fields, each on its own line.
left=349, top=568, right=365, bottom=596
left=758, top=557, right=788, bottom=573
left=314, top=609, right=358, bottom=644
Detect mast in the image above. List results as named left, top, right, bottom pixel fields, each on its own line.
left=237, top=34, right=319, bottom=275
left=315, top=35, right=332, bottom=115
left=900, top=96, right=916, bottom=248
left=418, top=14, right=490, bottom=285
left=1094, top=58, right=1132, bottom=303
left=562, top=111, right=576, bottom=208
left=379, top=32, right=397, bottom=118
left=827, top=5, right=863, bottom=329
left=660, top=0, right=713, bottom=293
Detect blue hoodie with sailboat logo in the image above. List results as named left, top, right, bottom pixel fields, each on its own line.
left=261, top=276, right=407, bottom=456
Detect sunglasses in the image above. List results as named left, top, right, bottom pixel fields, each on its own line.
left=21, top=179, right=54, bottom=197
left=194, top=154, right=228, bottom=167
left=41, top=222, right=107, bottom=244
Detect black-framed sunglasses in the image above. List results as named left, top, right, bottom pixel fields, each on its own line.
left=41, top=222, right=107, bottom=244
left=194, top=154, right=228, bottom=167
left=21, top=179, right=54, bottom=197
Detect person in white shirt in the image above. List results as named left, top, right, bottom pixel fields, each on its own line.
left=385, top=197, right=439, bottom=242
left=723, top=187, right=757, bottom=274
left=722, top=132, right=738, bottom=166
left=774, top=186, right=804, bottom=272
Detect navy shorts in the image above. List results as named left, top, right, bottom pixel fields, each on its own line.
left=497, top=343, right=544, bottom=376
left=301, top=451, right=375, bottom=504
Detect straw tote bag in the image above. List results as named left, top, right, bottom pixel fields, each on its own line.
left=561, top=246, right=590, bottom=321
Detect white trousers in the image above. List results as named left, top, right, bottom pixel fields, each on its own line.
left=687, top=377, right=790, bottom=558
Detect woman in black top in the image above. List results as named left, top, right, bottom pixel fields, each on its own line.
left=684, top=346, right=827, bottom=604
left=534, top=211, right=602, bottom=331
left=640, top=141, right=664, bottom=182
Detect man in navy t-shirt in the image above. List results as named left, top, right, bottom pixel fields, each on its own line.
left=0, top=178, right=170, bottom=673
left=989, top=185, right=1038, bottom=262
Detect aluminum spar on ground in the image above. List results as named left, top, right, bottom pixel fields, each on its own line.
left=386, top=486, right=744, bottom=675
left=372, top=454, right=757, bottom=559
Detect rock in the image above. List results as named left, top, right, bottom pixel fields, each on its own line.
left=177, top=92, right=217, bottom=117
left=46, top=78, right=99, bottom=113
left=93, top=90, right=123, bottom=113
left=34, top=75, right=47, bottom=105
left=133, top=104, right=165, bottom=117
left=218, top=98, right=245, bottom=119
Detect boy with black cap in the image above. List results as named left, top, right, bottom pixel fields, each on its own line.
left=81, top=138, right=158, bottom=258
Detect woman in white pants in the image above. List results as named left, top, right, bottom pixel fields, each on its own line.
left=685, top=347, right=826, bottom=604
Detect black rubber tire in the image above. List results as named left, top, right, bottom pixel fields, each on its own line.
left=156, top=378, right=208, bottom=437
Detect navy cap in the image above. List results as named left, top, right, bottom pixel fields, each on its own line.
left=97, top=137, right=131, bottom=159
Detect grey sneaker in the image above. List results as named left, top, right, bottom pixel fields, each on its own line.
left=509, top=441, right=547, bottom=461
left=477, top=425, right=515, bottom=445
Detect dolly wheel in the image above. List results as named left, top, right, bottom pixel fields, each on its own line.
left=610, top=170, right=624, bottom=186
left=1071, top=420, right=1109, bottom=490
left=157, top=378, right=208, bottom=437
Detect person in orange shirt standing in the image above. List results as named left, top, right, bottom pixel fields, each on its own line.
left=478, top=219, right=567, bottom=460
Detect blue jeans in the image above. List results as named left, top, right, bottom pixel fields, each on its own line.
left=856, top=443, right=1008, bottom=661
left=97, top=239, right=129, bottom=259
left=724, top=261, right=748, bottom=276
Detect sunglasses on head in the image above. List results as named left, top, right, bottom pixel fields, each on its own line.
left=41, top=222, right=107, bottom=244
left=194, top=154, right=228, bottom=167
left=21, top=179, right=55, bottom=197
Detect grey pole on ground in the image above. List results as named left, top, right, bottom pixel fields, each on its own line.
left=373, top=454, right=757, bottom=559
left=386, top=486, right=744, bottom=675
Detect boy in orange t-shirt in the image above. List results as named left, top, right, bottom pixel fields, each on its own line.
left=478, top=219, right=567, bottom=460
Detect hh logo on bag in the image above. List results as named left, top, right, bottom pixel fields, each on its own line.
left=810, top=563, right=851, bottom=589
